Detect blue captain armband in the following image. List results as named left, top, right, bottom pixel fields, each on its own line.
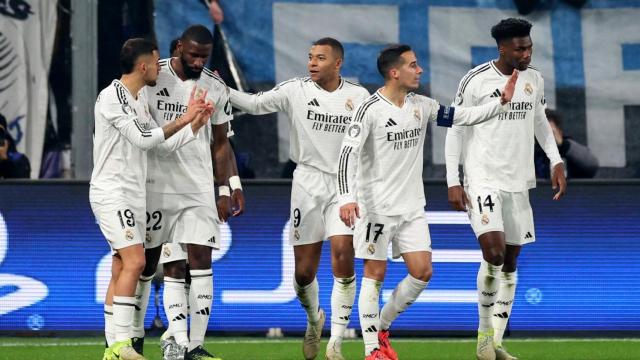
left=436, top=104, right=455, bottom=127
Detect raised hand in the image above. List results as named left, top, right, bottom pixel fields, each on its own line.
left=500, top=69, right=519, bottom=105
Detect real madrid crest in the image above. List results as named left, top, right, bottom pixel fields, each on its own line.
left=345, top=98, right=354, bottom=111
left=122, top=103, right=134, bottom=115
left=481, top=214, right=490, bottom=225
left=367, top=244, right=376, bottom=255
left=348, top=124, right=361, bottom=138
left=145, top=233, right=151, bottom=243
left=125, top=229, right=134, bottom=241
left=524, top=83, right=533, bottom=96
left=414, top=108, right=421, bottom=121
left=163, top=246, right=171, bottom=257
left=294, top=229, right=301, bottom=240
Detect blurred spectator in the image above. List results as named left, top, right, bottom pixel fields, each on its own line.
left=535, top=109, right=599, bottom=179
left=0, top=114, right=31, bottom=179
left=207, top=0, right=224, bottom=24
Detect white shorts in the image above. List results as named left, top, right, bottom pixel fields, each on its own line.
left=289, top=165, right=352, bottom=246
left=158, top=242, right=187, bottom=265
left=145, top=191, right=221, bottom=251
left=466, top=185, right=535, bottom=246
left=91, top=202, right=145, bottom=253
left=354, top=208, right=431, bottom=261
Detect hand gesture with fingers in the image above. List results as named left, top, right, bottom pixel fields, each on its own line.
left=339, top=203, right=360, bottom=228
left=500, top=70, right=519, bottom=105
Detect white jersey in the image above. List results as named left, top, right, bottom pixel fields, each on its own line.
left=146, top=58, right=233, bottom=194
left=90, top=79, right=196, bottom=206
left=229, top=77, right=369, bottom=174
left=445, top=61, right=563, bottom=192
left=338, top=90, right=509, bottom=216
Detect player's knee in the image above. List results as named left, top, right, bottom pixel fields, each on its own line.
left=164, top=261, right=187, bottom=279
left=294, top=268, right=315, bottom=286
left=409, top=266, right=432, bottom=282
left=187, top=245, right=212, bottom=269
left=483, top=249, right=505, bottom=266
left=125, top=256, right=146, bottom=275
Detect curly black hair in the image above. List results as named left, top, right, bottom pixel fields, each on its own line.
left=491, top=18, right=532, bottom=44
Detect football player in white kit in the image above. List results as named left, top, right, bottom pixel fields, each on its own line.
left=337, top=44, right=518, bottom=360
left=229, top=38, right=369, bottom=360
left=445, top=19, right=566, bottom=360
left=91, top=38, right=213, bottom=360
left=137, top=25, right=244, bottom=360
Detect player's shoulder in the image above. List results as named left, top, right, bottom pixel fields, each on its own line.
left=158, top=58, right=172, bottom=71
left=342, top=78, right=367, bottom=91
left=352, top=92, right=384, bottom=119
left=458, top=62, right=494, bottom=92
left=524, top=65, right=544, bottom=81
left=201, top=68, right=228, bottom=89
left=99, top=80, right=128, bottom=105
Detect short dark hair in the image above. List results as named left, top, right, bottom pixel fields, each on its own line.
left=377, top=44, right=412, bottom=79
left=169, top=38, right=180, bottom=55
left=119, top=38, right=158, bottom=74
left=491, top=18, right=532, bottom=44
left=312, top=37, right=344, bottom=59
left=181, top=24, right=214, bottom=45
left=545, top=108, right=562, bottom=127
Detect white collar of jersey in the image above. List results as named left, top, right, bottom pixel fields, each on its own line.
left=375, top=89, right=411, bottom=109
left=312, top=77, right=344, bottom=92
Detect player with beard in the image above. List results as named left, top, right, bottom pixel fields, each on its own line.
left=93, top=38, right=212, bottom=360
left=130, top=25, right=244, bottom=360
left=229, top=38, right=369, bottom=360
left=445, top=18, right=566, bottom=360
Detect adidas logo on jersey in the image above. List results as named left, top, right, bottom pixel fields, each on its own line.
left=385, top=118, right=397, bottom=127
left=156, top=88, right=170, bottom=97
left=489, top=89, right=502, bottom=98
left=307, top=98, right=320, bottom=106
left=524, top=231, right=533, bottom=239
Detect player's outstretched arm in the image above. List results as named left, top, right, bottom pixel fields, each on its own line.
left=228, top=80, right=292, bottom=115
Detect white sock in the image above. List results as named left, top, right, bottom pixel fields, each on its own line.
left=104, top=304, right=115, bottom=347
left=477, top=260, right=503, bottom=331
left=294, top=277, right=320, bottom=323
left=493, top=270, right=518, bottom=346
left=188, top=269, right=213, bottom=351
left=328, top=275, right=356, bottom=351
left=380, top=275, right=428, bottom=330
left=359, top=277, right=382, bottom=356
left=113, top=296, right=136, bottom=342
left=163, top=277, right=189, bottom=346
left=131, top=274, right=154, bottom=338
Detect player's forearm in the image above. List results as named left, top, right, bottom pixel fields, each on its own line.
left=337, top=144, right=359, bottom=206
left=154, top=125, right=197, bottom=156
left=534, top=116, right=563, bottom=166
left=121, top=120, right=165, bottom=151
left=452, top=99, right=509, bottom=126
left=160, top=114, right=192, bottom=140
left=229, top=88, right=279, bottom=115
left=445, top=127, right=464, bottom=187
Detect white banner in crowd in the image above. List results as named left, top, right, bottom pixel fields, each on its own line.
left=0, top=0, right=57, bottom=178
